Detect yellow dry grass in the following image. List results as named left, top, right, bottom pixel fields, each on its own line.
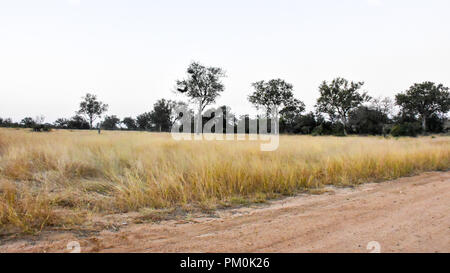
left=0, top=128, right=449, bottom=233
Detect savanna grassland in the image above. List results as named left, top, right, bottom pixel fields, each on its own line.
left=0, top=128, right=449, bottom=234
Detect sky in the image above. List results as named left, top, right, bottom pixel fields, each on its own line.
left=1, top=0, right=450, bottom=123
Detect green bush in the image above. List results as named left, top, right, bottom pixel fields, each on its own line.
left=311, top=125, right=324, bottom=136
left=391, top=122, right=422, bottom=137
left=311, top=122, right=347, bottom=136
left=32, top=124, right=53, bottom=132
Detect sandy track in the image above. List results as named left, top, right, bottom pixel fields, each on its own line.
left=1, top=172, right=449, bottom=253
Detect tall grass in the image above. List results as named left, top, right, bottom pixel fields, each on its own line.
left=0, top=128, right=449, bottom=232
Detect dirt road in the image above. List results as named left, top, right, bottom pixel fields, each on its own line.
left=1, top=172, right=449, bottom=253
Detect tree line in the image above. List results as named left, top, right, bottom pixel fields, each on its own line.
left=1, top=62, right=449, bottom=136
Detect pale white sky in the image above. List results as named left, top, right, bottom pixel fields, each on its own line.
left=1, top=0, right=449, bottom=122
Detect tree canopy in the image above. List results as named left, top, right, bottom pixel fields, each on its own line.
left=78, top=93, right=109, bottom=129
left=176, top=62, right=226, bottom=134
left=248, top=79, right=305, bottom=134
left=149, top=99, right=174, bottom=132
left=121, top=117, right=137, bottom=130
left=102, top=115, right=120, bottom=130
left=315, top=78, right=371, bottom=135
left=136, top=112, right=152, bottom=131
left=395, top=82, right=450, bottom=132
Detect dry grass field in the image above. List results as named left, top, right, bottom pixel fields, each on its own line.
left=0, top=128, right=449, bottom=234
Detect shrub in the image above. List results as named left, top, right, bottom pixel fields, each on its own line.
left=391, top=122, right=422, bottom=137
left=32, top=124, right=53, bottom=132
left=332, top=123, right=346, bottom=136
left=311, top=125, right=325, bottom=136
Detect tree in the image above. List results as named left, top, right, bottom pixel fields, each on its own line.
left=279, top=99, right=306, bottom=134
left=77, top=93, right=109, bottom=129
left=176, top=62, right=226, bottom=134
left=136, top=112, right=152, bottom=130
left=370, top=96, right=395, bottom=136
left=348, top=106, right=388, bottom=135
left=20, top=117, right=35, bottom=128
left=67, top=115, right=90, bottom=129
left=395, top=82, right=450, bottom=132
left=371, top=96, right=395, bottom=119
left=169, top=101, right=190, bottom=127
left=54, top=118, right=69, bottom=129
left=202, top=105, right=236, bottom=134
left=292, top=112, right=318, bottom=134
left=315, top=77, right=371, bottom=135
left=122, top=117, right=137, bottom=130
left=148, top=99, right=190, bottom=132
left=248, top=79, right=304, bottom=134
left=101, top=115, right=120, bottom=130
left=426, top=113, right=446, bottom=133
left=0, top=118, right=14, bottom=128
left=149, top=99, right=174, bottom=132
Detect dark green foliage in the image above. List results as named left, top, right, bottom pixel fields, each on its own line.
left=32, top=123, right=52, bottom=132
left=311, top=122, right=333, bottom=136
left=149, top=99, right=174, bottom=132
left=391, top=123, right=422, bottom=137
left=311, top=124, right=325, bottom=136
left=0, top=118, right=17, bottom=128
left=101, top=115, right=120, bottom=130
left=280, top=111, right=317, bottom=134
left=294, top=112, right=318, bottom=134
left=279, top=102, right=306, bottom=134
left=396, top=82, right=450, bottom=132
left=348, top=106, right=388, bottom=135
left=122, top=117, right=137, bottom=130
left=426, top=114, right=445, bottom=133
left=136, top=112, right=152, bottom=130
left=311, top=121, right=346, bottom=136
left=176, top=62, right=226, bottom=134
left=315, top=78, right=371, bottom=135
left=249, top=79, right=305, bottom=116
left=67, top=115, right=90, bottom=129
left=77, top=93, right=109, bottom=128
left=20, top=117, right=36, bottom=128
left=54, top=118, right=69, bottom=129
left=248, top=79, right=305, bottom=134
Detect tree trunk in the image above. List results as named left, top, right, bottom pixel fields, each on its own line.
left=196, top=100, right=202, bottom=135
left=274, top=112, right=279, bottom=135
left=422, top=115, right=427, bottom=133
left=342, top=115, right=348, bottom=136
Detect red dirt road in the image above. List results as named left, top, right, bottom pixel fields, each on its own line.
left=1, top=172, right=449, bottom=253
